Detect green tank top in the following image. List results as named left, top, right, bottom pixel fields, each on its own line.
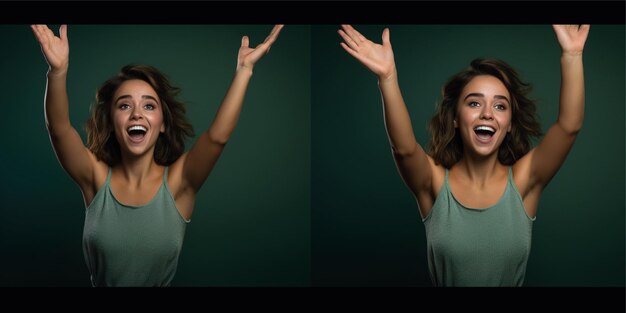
left=423, top=167, right=534, bottom=286
left=82, top=167, right=189, bottom=287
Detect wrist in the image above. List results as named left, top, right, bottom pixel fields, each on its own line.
left=47, top=67, right=68, bottom=78
left=235, top=65, right=254, bottom=76
left=378, top=69, right=398, bottom=86
left=561, top=51, right=583, bottom=58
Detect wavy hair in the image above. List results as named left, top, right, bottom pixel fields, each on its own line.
left=428, top=58, right=542, bottom=168
left=85, top=65, right=194, bottom=166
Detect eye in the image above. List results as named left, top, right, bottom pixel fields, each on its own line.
left=119, top=103, right=130, bottom=110
left=144, top=104, right=156, bottom=110
left=469, top=101, right=480, bottom=107
left=494, top=103, right=506, bottom=111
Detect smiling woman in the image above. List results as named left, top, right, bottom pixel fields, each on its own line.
left=86, top=66, right=192, bottom=173
left=30, top=24, right=284, bottom=286
left=337, top=24, right=590, bottom=286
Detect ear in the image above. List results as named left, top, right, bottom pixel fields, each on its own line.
left=453, top=119, right=458, bottom=128
left=507, top=123, right=512, bottom=133
left=161, top=123, right=165, bottom=133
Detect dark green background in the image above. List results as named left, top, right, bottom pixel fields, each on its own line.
left=311, top=25, right=625, bottom=286
left=0, top=25, right=310, bottom=286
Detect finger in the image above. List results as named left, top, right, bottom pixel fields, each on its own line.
left=340, top=42, right=362, bottom=60
left=30, top=25, right=47, bottom=44
left=39, top=24, right=55, bottom=41
left=31, top=24, right=45, bottom=37
left=340, top=24, right=361, bottom=47
left=345, top=24, right=367, bottom=42
left=241, top=35, right=249, bottom=48
left=60, top=24, right=68, bottom=42
left=263, top=24, right=284, bottom=46
left=338, top=29, right=359, bottom=51
left=382, top=28, right=391, bottom=46
left=579, top=24, right=590, bottom=36
left=30, top=24, right=41, bottom=40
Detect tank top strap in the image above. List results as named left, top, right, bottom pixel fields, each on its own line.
left=163, top=166, right=169, bottom=183
left=105, top=167, right=113, bottom=185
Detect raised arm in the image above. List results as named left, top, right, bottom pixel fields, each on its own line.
left=518, top=25, right=590, bottom=204
left=180, top=25, right=284, bottom=193
left=338, top=25, right=432, bottom=199
left=31, top=25, right=98, bottom=192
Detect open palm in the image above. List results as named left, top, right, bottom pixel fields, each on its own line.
left=237, top=25, right=284, bottom=71
left=553, top=25, right=590, bottom=55
left=338, top=24, right=396, bottom=80
left=31, top=24, right=69, bottom=73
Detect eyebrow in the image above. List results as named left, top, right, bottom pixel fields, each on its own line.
left=463, top=93, right=510, bottom=103
left=114, top=95, right=159, bottom=104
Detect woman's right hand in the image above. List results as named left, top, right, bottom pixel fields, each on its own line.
left=31, top=24, right=69, bottom=75
left=338, top=24, right=396, bottom=82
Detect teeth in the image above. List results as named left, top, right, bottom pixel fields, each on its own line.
left=474, top=126, right=495, bottom=133
left=128, top=125, right=147, bottom=132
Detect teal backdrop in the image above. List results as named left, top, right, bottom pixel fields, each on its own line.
left=311, top=25, right=625, bottom=286
left=0, top=25, right=311, bottom=286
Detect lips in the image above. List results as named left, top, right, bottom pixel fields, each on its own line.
left=127, top=125, right=148, bottom=143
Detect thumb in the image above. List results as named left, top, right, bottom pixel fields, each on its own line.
left=241, top=35, right=249, bottom=48
left=60, top=24, right=68, bottom=42
left=382, top=28, right=391, bottom=46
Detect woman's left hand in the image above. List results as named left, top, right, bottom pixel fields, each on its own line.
left=552, top=24, right=590, bottom=56
left=237, top=25, right=284, bottom=72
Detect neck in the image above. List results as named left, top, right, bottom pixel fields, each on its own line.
left=454, top=152, right=504, bottom=187
left=115, top=150, right=162, bottom=188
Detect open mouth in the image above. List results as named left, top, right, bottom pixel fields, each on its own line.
left=127, top=125, right=147, bottom=143
left=474, top=125, right=495, bottom=141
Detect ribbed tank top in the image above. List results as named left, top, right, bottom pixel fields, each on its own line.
left=423, top=167, right=534, bottom=286
left=82, top=167, right=189, bottom=287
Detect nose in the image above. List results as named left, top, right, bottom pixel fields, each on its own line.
left=480, top=105, right=493, bottom=120
left=130, top=106, right=143, bottom=120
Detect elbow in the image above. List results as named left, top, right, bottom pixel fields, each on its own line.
left=206, top=131, right=229, bottom=146
left=557, top=121, right=582, bottom=137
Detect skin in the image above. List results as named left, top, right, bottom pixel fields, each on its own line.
left=31, top=24, right=284, bottom=220
left=338, top=24, right=589, bottom=219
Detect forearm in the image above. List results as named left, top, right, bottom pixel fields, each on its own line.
left=44, top=70, right=72, bottom=136
left=207, top=67, right=253, bottom=145
left=556, top=53, right=585, bottom=134
left=379, top=73, right=419, bottom=156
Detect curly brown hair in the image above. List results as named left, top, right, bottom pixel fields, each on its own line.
left=85, top=65, right=195, bottom=166
left=428, top=58, right=542, bottom=168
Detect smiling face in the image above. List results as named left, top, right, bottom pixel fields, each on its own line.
left=455, top=75, right=512, bottom=158
left=111, top=79, right=165, bottom=159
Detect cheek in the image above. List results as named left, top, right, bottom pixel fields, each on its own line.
left=500, top=114, right=512, bottom=132
left=111, top=114, right=124, bottom=133
left=458, top=109, right=477, bottom=125
left=152, top=112, right=165, bottom=132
